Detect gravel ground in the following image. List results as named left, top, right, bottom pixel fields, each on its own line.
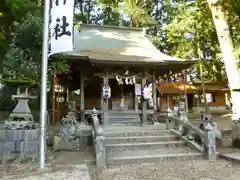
left=2, top=159, right=240, bottom=180
left=87, top=160, right=240, bottom=180
left=0, top=147, right=94, bottom=180
left=1, top=153, right=240, bottom=180
left=1, top=164, right=91, bottom=180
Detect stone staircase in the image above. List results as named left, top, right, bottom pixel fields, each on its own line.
left=108, top=110, right=141, bottom=126
left=103, top=124, right=203, bottom=166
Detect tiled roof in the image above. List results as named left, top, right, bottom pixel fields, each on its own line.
left=157, top=82, right=229, bottom=94
left=66, top=24, right=195, bottom=64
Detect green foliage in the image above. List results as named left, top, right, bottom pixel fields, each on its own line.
left=120, top=0, right=156, bottom=27
left=150, top=0, right=240, bottom=82
left=1, top=0, right=240, bottom=86
left=0, top=85, right=16, bottom=111
left=0, top=0, right=67, bottom=84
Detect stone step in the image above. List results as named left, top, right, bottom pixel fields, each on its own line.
left=105, top=141, right=185, bottom=156
left=111, top=121, right=141, bottom=126
left=104, top=129, right=171, bottom=137
left=109, top=114, right=140, bottom=118
left=110, top=119, right=141, bottom=126
left=105, top=135, right=179, bottom=144
left=109, top=110, right=139, bottom=115
left=103, top=124, right=167, bottom=131
left=107, top=152, right=203, bottom=165
left=109, top=118, right=141, bottom=122
left=110, top=118, right=141, bottom=122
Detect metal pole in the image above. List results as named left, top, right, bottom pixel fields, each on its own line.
left=183, top=70, right=188, bottom=113
left=40, top=0, right=50, bottom=169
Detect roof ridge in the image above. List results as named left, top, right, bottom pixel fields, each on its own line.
left=80, top=23, right=143, bottom=32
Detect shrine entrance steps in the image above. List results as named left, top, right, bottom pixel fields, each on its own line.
left=108, top=110, right=141, bottom=126
left=102, top=124, right=202, bottom=166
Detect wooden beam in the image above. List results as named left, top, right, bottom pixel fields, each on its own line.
left=94, top=72, right=153, bottom=79
left=152, top=75, right=157, bottom=121
left=134, top=84, right=139, bottom=112
left=80, top=72, right=85, bottom=122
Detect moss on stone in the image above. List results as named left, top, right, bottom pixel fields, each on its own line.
left=2, top=78, right=38, bottom=87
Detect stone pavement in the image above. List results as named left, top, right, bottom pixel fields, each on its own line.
left=218, top=148, right=240, bottom=162
left=51, top=149, right=95, bottom=165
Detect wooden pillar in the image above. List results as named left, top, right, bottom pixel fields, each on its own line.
left=152, top=75, right=157, bottom=121
left=80, top=72, right=85, bottom=122
left=167, top=95, right=170, bottom=109
left=141, top=78, right=148, bottom=125
left=66, top=88, right=69, bottom=102
left=102, top=76, right=109, bottom=125
left=63, top=87, right=67, bottom=103
left=134, top=84, right=138, bottom=112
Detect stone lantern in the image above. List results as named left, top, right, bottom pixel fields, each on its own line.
left=3, top=79, right=38, bottom=130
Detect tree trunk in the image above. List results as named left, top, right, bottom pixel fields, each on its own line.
left=207, top=0, right=240, bottom=120
left=80, top=0, right=84, bottom=17
left=200, top=61, right=209, bottom=114
left=87, top=0, right=91, bottom=24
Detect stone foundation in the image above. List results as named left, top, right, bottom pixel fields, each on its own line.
left=0, top=129, right=39, bottom=163
left=53, top=126, right=92, bottom=151
left=232, top=123, right=240, bottom=148
left=220, top=129, right=233, bottom=148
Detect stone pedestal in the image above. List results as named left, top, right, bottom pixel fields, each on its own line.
left=204, top=123, right=216, bottom=161
left=53, top=104, right=92, bottom=151
left=0, top=129, right=40, bottom=163
left=232, top=121, right=240, bottom=148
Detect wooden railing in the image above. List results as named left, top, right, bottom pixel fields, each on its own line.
left=91, top=109, right=106, bottom=168
left=166, top=111, right=216, bottom=161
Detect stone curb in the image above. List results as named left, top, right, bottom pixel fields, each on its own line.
left=218, top=153, right=240, bottom=163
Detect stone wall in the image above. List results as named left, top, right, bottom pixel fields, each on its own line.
left=0, top=129, right=39, bottom=162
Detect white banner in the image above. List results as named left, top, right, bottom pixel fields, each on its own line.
left=49, top=0, right=74, bottom=56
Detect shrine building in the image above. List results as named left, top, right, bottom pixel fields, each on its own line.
left=56, top=24, right=195, bottom=125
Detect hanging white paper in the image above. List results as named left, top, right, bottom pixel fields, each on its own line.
left=206, top=93, right=213, bottom=103
left=135, top=84, right=141, bottom=96
left=49, top=0, right=74, bottom=56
